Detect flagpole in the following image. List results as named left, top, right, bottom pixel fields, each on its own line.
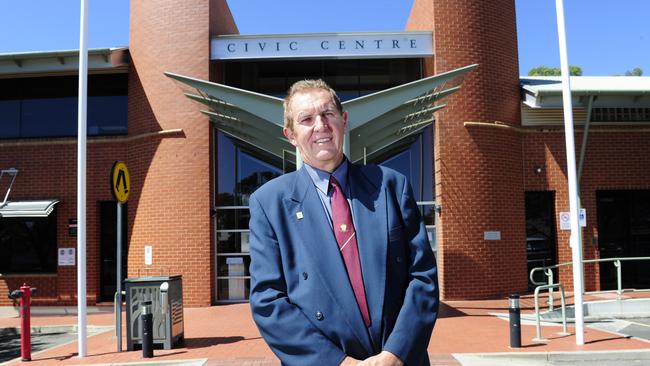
left=77, top=0, right=89, bottom=357
left=554, top=0, right=585, bottom=345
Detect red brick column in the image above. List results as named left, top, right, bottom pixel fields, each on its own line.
left=407, top=0, right=527, bottom=299
left=128, top=0, right=213, bottom=306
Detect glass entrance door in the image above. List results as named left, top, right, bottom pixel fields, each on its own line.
left=525, top=191, right=558, bottom=289
left=597, top=190, right=650, bottom=290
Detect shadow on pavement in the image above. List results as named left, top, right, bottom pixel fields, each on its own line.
left=185, top=336, right=262, bottom=349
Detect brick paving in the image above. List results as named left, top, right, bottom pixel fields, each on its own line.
left=0, top=293, right=648, bottom=365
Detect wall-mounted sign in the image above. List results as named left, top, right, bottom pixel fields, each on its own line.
left=559, top=209, right=586, bottom=230
left=211, top=32, right=433, bottom=60
left=483, top=231, right=501, bottom=241
left=68, top=218, right=77, bottom=237
left=111, top=161, right=130, bottom=203
left=58, top=248, right=75, bottom=266
left=144, top=245, right=153, bottom=265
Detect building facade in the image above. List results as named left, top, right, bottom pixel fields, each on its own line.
left=1, top=0, right=649, bottom=307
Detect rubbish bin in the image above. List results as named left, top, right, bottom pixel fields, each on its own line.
left=124, top=275, right=184, bottom=350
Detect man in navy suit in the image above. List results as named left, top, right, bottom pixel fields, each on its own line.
left=249, top=79, right=439, bottom=365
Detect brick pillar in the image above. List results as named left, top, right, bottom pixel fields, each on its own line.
left=407, top=0, right=527, bottom=299
left=128, top=0, right=213, bottom=306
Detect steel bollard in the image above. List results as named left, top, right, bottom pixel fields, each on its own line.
left=141, top=300, right=154, bottom=358
left=509, top=294, right=521, bottom=348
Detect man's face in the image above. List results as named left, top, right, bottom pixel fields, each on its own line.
left=284, top=88, right=347, bottom=172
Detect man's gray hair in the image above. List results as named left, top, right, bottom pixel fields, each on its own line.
left=283, top=79, right=343, bottom=130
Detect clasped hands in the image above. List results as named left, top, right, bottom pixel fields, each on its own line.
left=341, top=351, right=404, bottom=366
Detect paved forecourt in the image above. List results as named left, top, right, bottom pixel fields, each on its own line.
left=0, top=293, right=649, bottom=365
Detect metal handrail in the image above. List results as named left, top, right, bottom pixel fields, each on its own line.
left=533, top=283, right=568, bottom=341
left=530, top=256, right=650, bottom=301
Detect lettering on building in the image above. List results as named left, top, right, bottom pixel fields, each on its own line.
left=212, top=32, right=433, bottom=60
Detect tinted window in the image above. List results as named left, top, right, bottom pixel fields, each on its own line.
left=224, top=58, right=422, bottom=101
left=372, top=125, right=434, bottom=203
left=0, top=100, right=21, bottom=138
left=0, top=211, right=57, bottom=273
left=216, top=130, right=284, bottom=207
left=0, top=74, right=128, bottom=139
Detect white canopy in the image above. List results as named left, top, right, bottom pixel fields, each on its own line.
left=0, top=200, right=59, bottom=218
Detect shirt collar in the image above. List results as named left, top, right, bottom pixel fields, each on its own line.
left=304, top=158, right=349, bottom=195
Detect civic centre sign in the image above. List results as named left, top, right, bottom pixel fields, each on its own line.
left=211, top=32, right=433, bottom=60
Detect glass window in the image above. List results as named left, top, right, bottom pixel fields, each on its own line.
left=216, top=131, right=284, bottom=207
left=217, top=278, right=250, bottom=301
left=222, top=58, right=422, bottom=101
left=238, top=150, right=282, bottom=206
left=215, top=130, right=285, bottom=301
left=0, top=73, right=128, bottom=139
left=0, top=211, right=57, bottom=274
left=88, top=95, right=128, bottom=135
left=372, top=125, right=434, bottom=203
left=21, top=97, right=77, bottom=137
left=0, top=100, right=21, bottom=138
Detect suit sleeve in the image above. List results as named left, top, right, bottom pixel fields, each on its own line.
left=248, top=194, right=347, bottom=366
left=383, top=177, right=439, bottom=366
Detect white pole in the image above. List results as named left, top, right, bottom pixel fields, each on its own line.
left=77, top=0, right=89, bottom=357
left=554, top=0, right=585, bottom=345
left=116, top=202, right=123, bottom=352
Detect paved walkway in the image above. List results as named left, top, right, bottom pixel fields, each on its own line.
left=0, top=293, right=649, bottom=365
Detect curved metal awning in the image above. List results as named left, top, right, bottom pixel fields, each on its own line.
left=165, top=63, right=477, bottom=163
left=0, top=200, right=59, bottom=218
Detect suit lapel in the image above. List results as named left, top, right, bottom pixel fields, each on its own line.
left=348, top=164, right=387, bottom=351
left=286, top=167, right=373, bottom=353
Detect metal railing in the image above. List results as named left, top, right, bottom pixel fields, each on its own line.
left=530, top=256, right=650, bottom=305
left=533, top=283, right=568, bottom=341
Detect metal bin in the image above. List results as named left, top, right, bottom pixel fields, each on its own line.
left=124, top=275, right=184, bottom=350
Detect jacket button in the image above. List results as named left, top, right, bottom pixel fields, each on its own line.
left=396, top=256, right=403, bottom=263
left=302, top=272, right=308, bottom=280
left=315, top=311, right=324, bottom=321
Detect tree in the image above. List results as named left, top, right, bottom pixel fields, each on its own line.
left=528, top=65, right=583, bottom=76
left=625, top=67, right=643, bottom=76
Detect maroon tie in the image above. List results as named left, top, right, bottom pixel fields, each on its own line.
left=329, top=176, right=371, bottom=327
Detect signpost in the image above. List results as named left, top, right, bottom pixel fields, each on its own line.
left=111, top=161, right=130, bottom=352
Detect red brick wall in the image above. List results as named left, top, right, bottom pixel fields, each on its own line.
left=524, top=128, right=650, bottom=292
left=0, top=139, right=125, bottom=306
left=407, top=0, right=527, bottom=299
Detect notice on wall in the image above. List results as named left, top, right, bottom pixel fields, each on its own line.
left=483, top=231, right=501, bottom=241
left=144, top=245, right=153, bottom=265
left=58, top=248, right=76, bottom=266
left=559, top=209, right=587, bottom=230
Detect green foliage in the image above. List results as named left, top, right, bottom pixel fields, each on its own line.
left=625, top=67, right=643, bottom=76
left=569, top=65, right=583, bottom=76
left=528, top=65, right=582, bottom=76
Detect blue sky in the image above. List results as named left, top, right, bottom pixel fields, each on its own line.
left=1, top=0, right=648, bottom=76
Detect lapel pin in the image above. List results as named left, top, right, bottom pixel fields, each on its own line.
left=296, top=211, right=304, bottom=220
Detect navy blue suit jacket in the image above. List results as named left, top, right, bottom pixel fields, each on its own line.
left=249, top=162, right=439, bottom=366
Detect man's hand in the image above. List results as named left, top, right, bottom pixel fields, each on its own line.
left=357, top=351, right=404, bottom=366
left=341, top=356, right=361, bottom=365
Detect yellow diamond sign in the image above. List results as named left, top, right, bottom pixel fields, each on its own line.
left=111, top=161, right=130, bottom=203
